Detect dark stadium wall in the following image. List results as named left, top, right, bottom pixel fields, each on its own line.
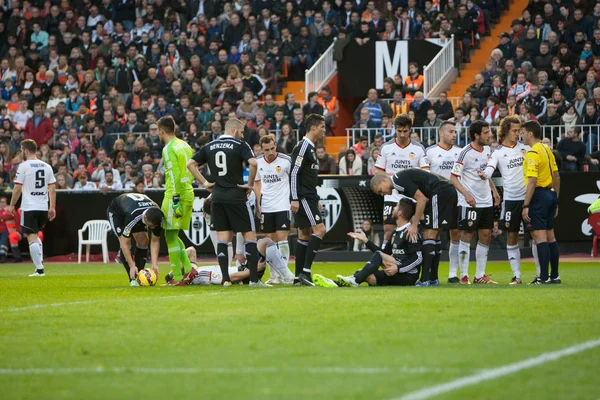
left=2, top=172, right=598, bottom=257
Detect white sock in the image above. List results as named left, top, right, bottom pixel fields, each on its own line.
left=531, top=240, right=540, bottom=277
left=277, top=240, right=290, bottom=265
left=475, top=242, right=489, bottom=279
left=448, top=241, right=459, bottom=278
left=29, top=241, right=43, bottom=271
left=266, top=260, right=282, bottom=280
left=227, top=242, right=233, bottom=267
left=458, top=240, right=470, bottom=278
left=38, top=239, right=43, bottom=262
left=210, top=231, right=218, bottom=255
left=507, top=244, right=521, bottom=279
left=266, top=243, right=295, bottom=280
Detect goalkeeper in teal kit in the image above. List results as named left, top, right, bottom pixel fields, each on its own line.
left=157, top=116, right=197, bottom=285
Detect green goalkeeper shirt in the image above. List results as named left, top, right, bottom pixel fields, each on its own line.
left=162, top=137, right=194, bottom=201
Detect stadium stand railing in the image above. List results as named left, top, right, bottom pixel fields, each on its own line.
left=305, top=39, right=337, bottom=102
left=423, top=36, right=455, bottom=98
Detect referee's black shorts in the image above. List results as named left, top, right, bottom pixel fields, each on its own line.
left=525, top=188, right=558, bottom=232
left=212, top=201, right=255, bottom=233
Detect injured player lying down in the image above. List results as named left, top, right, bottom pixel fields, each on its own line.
left=164, top=237, right=292, bottom=285
left=313, top=198, right=423, bottom=288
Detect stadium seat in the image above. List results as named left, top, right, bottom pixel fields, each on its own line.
left=589, top=213, right=600, bottom=257
left=78, top=220, right=111, bottom=264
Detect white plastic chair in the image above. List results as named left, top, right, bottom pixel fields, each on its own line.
left=78, top=220, right=111, bottom=264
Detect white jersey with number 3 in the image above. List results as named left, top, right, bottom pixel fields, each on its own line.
left=425, top=144, right=462, bottom=179
left=487, top=143, right=528, bottom=201
left=255, top=153, right=291, bottom=213
left=375, top=139, right=429, bottom=202
left=14, top=159, right=56, bottom=211
left=451, top=144, right=492, bottom=207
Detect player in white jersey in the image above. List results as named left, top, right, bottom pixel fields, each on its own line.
left=424, top=121, right=463, bottom=284
left=450, top=121, right=500, bottom=285
left=375, top=114, right=428, bottom=249
left=480, top=116, right=528, bottom=284
left=8, top=139, right=56, bottom=277
left=254, top=135, right=294, bottom=284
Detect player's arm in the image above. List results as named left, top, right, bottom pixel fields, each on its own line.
left=407, top=188, right=428, bottom=241
left=450, top=161, right=476, bottom=207
left=253, top=178, right=262, bottom=218
left=550, top=152, right=560, bottom=198
left=118, top=235, right=138, bottom=280
left=522, top=150, right=539, bottom=223
left=489, top=179, right=500, bottom=206
left=481, top=151, right=498, bottom=179
left=347, top=229, right=383, bottom=253
left=48, top=181, right=56, bottom=221
left=419, top=151, right=429, bottom=170
left=187, top=148, right=213, bottom=190
left=8, top=184, right=22, bottom=216
left=289, top=147, right=304, bottom=213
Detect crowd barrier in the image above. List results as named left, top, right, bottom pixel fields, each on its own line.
left=1, top=172, right=597, bottom=256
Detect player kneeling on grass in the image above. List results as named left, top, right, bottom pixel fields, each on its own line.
left=164, top=238, right=286, bottom=285
left=313, top=198, right=422, bottom=288
left=107, top=193, right=164, bottom=287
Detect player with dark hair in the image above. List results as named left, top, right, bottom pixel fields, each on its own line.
left=450, top=120, right=501, bottom=284
left=313, top=198, right=422, bottom=287
left=187, top=118, right=265, bottom=287
left=521, top=120, right=561, bottom=284
left=157, top=115, right=197, bottom=286
left=9, top=139, right=56, bottom=277
left=424, top=120, right=462, bottom=283
left=107, top=193, right=164, bottom=286
left=290, top=113, right=326, bottom=285
left=370, top=166, right=458, bottom=286
left=479, top=116, right=529, bottom=284
left=375, top=113, right=428, bottom=252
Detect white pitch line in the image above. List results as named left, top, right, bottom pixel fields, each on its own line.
left=393, top=338, right=600, bottom=400
left=0, top=288, right=290, bottom=313
left=0, top=366, right=459, bottom=376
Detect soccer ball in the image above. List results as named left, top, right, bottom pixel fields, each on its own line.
left=137, top=269, right=158, bottom=286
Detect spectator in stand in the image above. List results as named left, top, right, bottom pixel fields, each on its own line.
left=467, top=74, right=491, bottom=108
left=423, top=108, right=442, bottom=141
left=481, top=96, right=500, bottom=123
left=73, top=172, right=97, bottom=191
left=455, top=5, right=474, bottom=63
left=389, top=89, right=408, bottom=120
left=303, top=91, right=325, bottom=117
left=353, top=89, right=391, bottom=128
left=24, top=102, right=53, bottom=146
left=562, top=103, right=582, bottom=131
left=246, top=108, right=271, bottom=131
left=316, top=145, right=337, bottom=174
left=99, top=169, right=123, bottom=193
left=404, top=62, right=424, bottom=104
left=581, top=101, right=600, bottom=154
left=524, top=84, right=548, bottom=120
left=508, top=72, right=532, bottom=102
left=241, top=63, right=267, bottom=97
left=338, top=148, right=363, bottom=176
left=557, top=127, right=586, bottom=171
left=289, top=108, right=307, bottom=139
left=318, top=86, right=339, bottom=128
left=278, top=123, right=297, bottom=154
left=539, top=103, right=561, bottom=127
left=282, top=92, right=301, bottom=121
left=432, top=92, right=454, bottom=120
left=573, top=88, right=588, bottom=117
left=409, top=91, right=432, bottom=127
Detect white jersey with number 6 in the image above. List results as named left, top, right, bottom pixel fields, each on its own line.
left=375, top=139, right=429, bottom=202
left=14, top=159, right=56, bottom=211
left=451, top=144, right=492, bottom=208
left=486, top=143, right=528, bottom=201
left=255, top=153, right=291, bottom=213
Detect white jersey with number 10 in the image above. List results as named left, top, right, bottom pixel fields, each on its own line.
left=13, top=159, right=56, bottom=212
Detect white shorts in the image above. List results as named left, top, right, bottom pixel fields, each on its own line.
left=191, top=265, right=239, bottom=285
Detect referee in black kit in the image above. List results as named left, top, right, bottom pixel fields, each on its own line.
left=289, top=114, right=326, bottom=286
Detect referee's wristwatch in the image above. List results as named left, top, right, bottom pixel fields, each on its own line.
left=523, top=205, right=529, bottom=209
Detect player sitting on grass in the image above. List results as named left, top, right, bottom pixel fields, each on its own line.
left=164, top=238, right=288, bottom=285
left=313, top=198, right=422, bottom=288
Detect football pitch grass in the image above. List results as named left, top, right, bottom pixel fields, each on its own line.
left=1, top=261, right=599, bottom=400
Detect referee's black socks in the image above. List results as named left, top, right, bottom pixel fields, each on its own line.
left=295, top=239, right=308, bottom=277
left=303, top=234, right=322, bottom=274
left=354, top=251, right=383, bottom=284
left=421, top=240, right=436, bottom=282
left=217, top=241, right=232, bottom=283
left=549, top=241, right=560, bottom=279
left=536, top=241, right=551, bottom=281
left=245, top=241, right=259, bottom=282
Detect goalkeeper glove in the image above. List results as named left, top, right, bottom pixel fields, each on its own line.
left=172, top=195, right=183, bottom=217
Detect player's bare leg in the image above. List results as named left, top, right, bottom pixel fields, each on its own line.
left=26, top=233, right=45, bottom=277
left=458, top=230, right=473, bottom=284
left=447, top=229, right=461, bottom=282
left=473, top=229, right=496, bottom=284
left=507, top=231, right=522, bottom=284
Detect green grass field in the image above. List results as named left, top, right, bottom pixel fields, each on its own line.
left=1, top=261, right=599, bottom=400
